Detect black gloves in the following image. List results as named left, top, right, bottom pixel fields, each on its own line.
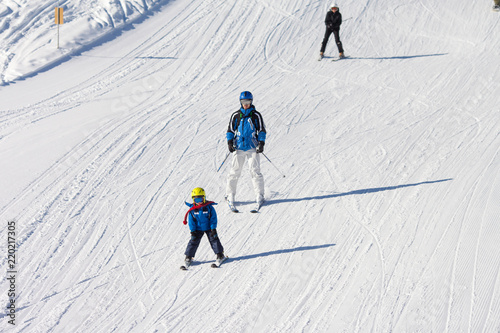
left=228, top=139, right=235, bottom=153
left=228, top=139, right=264, bottom=152
left=192, top=230, right=217, bottom=238
left=256, top=141, right=265, bottom=153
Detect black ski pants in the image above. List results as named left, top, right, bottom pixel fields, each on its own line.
left=320, top=28, right=344, bottom=54
left=185, top=230, right=224, bottom=258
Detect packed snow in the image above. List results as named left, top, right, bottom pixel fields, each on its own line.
left=1, top=0, right=499, bottom=332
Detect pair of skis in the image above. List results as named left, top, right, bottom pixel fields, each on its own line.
left=180, top=256, right=228, bottom=270
left=318, top=55, right=349, bottom=61
left=227, top=199, right=264, bottom=213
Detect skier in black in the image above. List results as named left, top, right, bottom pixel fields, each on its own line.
left=320, top=3, right=344, bottom=60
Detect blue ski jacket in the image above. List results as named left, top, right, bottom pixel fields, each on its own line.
left=184, top=202, right=218, bottom=232
left=226, top=106, right=266, bottom=151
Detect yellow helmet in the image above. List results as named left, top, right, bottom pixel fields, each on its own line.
left=191, top=187, right=206, bottom=203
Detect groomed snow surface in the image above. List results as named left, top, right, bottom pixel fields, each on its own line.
left=1, top=0, right=499, bottom=332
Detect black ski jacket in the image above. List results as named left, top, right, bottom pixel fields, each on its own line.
left=325, top=10, right=342, bottom=31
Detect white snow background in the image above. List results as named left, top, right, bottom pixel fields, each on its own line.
left=1, top=0, right=500, bottom=331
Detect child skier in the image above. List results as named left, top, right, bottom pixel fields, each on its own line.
left=182, top=187, right=225, bottom=268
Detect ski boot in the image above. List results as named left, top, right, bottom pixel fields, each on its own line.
left=180, top=256, right=193, bottom=270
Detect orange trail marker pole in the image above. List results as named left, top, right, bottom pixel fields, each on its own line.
left=55, top=7, right=63, bottom=49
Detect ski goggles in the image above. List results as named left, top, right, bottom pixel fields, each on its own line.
left=241, top=99, right=252, bottom=106
left=193, top=196, right=205, bottom=204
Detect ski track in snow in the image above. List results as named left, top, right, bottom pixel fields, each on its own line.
left=1, top=0, right=500, bottom=332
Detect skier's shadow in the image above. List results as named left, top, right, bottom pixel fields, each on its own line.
left=349, top=53, right=448, bottom=60
left=78, top=55, right=177, bottom=60
left=267, top=178, right=452, bottom=205
left=229, top=243, right=336, bottom=262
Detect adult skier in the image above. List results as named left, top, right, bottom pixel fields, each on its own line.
left=182, top=187, right=225, bottom=268
left=319, top=3, right=344, bottom=60
left=226, top=91, right=266, bottom=212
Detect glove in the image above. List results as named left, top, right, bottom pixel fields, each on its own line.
left=210, top=229, right=217, bottom=237
left=228, top=139, right=235, bottom=153
left=256, top=141, right=265, bottom=153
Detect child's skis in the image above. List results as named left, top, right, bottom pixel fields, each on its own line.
left=211, top=256, right=228, bottom=268
left=180, top=258, right=192, bottom=270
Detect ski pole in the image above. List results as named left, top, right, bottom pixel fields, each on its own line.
left=262, top=153, right=286, bottom=178
left=217, top=152, right=231, bottom=172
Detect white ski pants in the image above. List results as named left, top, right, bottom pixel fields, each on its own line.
left=226, top=149, right=264, bottom=201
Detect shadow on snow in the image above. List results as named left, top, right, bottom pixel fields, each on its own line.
left=348, top=53, right=448, bottom=60
left=229, top=243, right=336, bottom=262
left=267, top=178, right=453, bottom=205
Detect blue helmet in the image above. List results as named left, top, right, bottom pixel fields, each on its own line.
left=239, top=91, right=253, bottom=101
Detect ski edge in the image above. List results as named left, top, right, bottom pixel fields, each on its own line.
left=250, top=200, right=265, bottom=213
left=180, top=260, right=193, bottom=270
left=211, top=256, right=228, bottom=268
left=332, top=55, right=349, bottom=62
left=250, top=206, right=261, bottom=213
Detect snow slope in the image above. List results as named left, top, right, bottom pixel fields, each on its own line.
left=0, top=0, right=174, bottom=84
left=1, top=0, right=499, bottom=332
